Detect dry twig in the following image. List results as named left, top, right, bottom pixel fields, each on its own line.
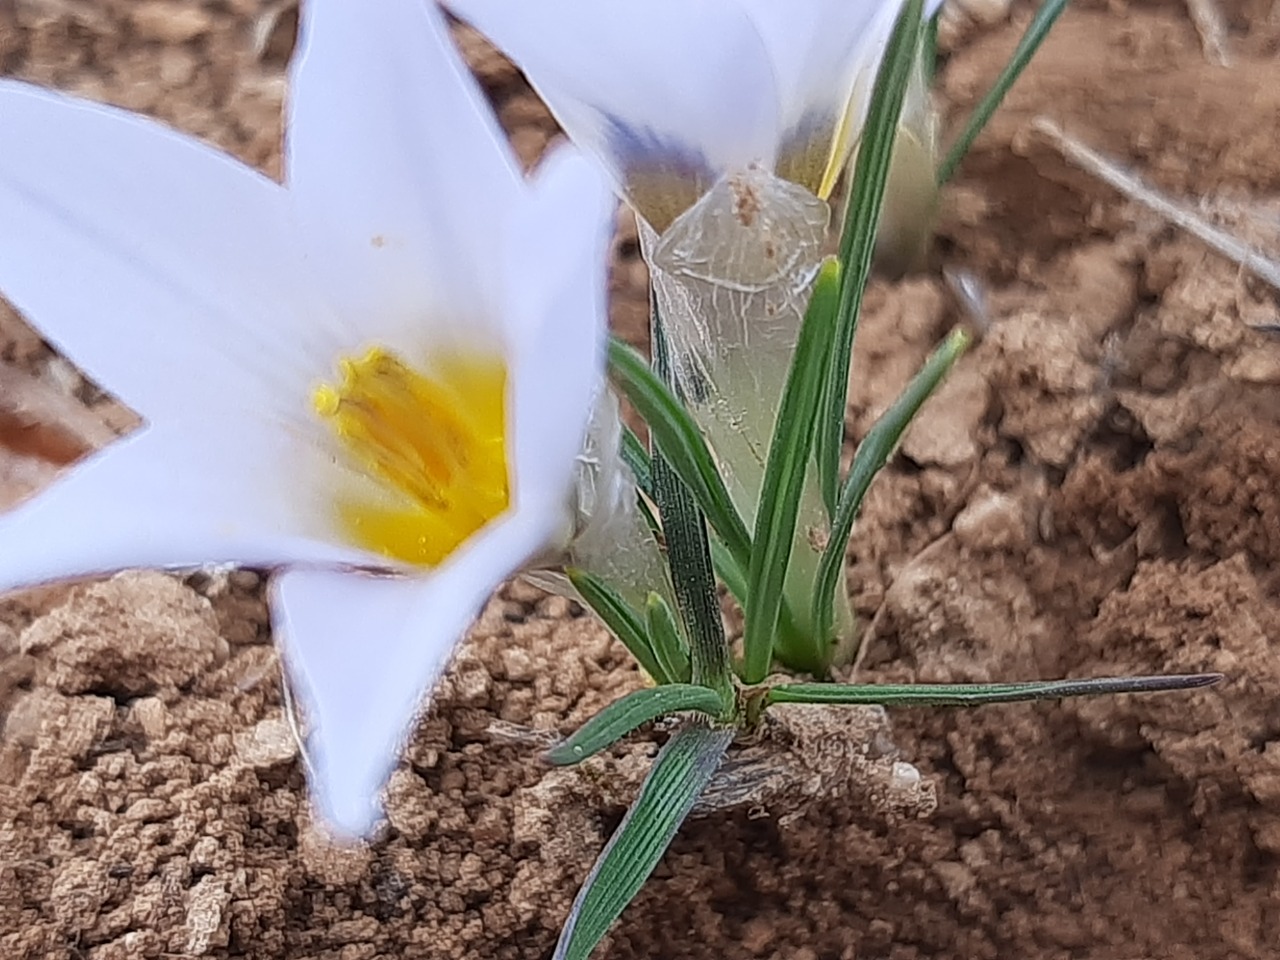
left=1185, top=0, right=1232, bottom=67
left=1032, top=117, right=1280, bottom=293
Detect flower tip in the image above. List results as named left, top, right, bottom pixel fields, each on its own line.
left=310, top=772, right=386, bottom=841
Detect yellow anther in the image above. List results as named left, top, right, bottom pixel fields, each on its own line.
left=313, top=347, right=510, bottom=567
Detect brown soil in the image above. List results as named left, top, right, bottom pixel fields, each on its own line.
left=2, top=1, right=1279, bottom=958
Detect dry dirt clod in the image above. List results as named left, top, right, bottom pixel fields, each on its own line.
left=19, top=571, right=229, bottom=698
left=3, top=686, right=113, bottom=759
left=127, top=1, right=214, bottom=44
left=231, top=714, right=297, bottom=770
left=183, top=874, right=230, bottom=955
left=951, top=487, right=1027, bottom=552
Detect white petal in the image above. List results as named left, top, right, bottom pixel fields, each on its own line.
left=271, top=506, right=555, bottom=837
left=445, top=0, right=781, bottom=229
left=738, top=0, right=907, bottom=195
left=287, top=0, right=523, bottom=334
left=0, top=82, right=323, bottom=426
left=0, top=423, right=370, bottom=596
left=740, top=0, right=902, bottom=129
left=504, top=146, right=615, bottom=514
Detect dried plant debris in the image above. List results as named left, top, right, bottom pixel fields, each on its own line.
left=1033, top=117, right=1280, bottom=297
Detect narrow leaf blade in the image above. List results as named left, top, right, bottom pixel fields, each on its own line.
left=709, top=537, right=748, bottom=607
left=647, top=311, right=736, bottom=703
left=608, top=338, right=752, bottom=568
left=766, top=673, right=1224, bottom=707
left=817, top=0, right=926, bottom=513
left=621, top=424, right=653, bottom=498
left=568, top=567, right=670, bottom=685
left=553, top=723, right=734, bottom=960
left=742, top=259, right=841, bottom=684
left=546, top=685, right=725, bottom=766
left=645, top=592, right=693, bottom=690
left=937, top=0, right=1070, bottom=184
left=810, top=328, right=970, bottom=665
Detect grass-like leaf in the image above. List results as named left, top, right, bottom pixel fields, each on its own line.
left=620, top=424, right=653, bottom=498
left=937, top=0, right=1070, bottom=184
left=709, top=537, right=747, bottom=606
left=816, top=0, right=925, bottom=515
left=922, top=5, right=941, bottom=80
left=608, top=338, right=752, bottom=569
left=766, top=673, right=1224, bottom=707
left=644, top=592, right=694, bottom=690
left=568, top=567, right=670, bottom=685
left=646, top=311, right=737, bottom=704
left=742, top=259, right=841, bottom=684
left=546, top=685, right=726, bottom=766
left=808, top=328, right=970, bottom=671
left=552, top=723, right=734, bottom=960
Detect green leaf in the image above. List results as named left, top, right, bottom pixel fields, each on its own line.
left=810, top=328, right=970, bottom=669
left=645, top=592, right=693, bottom=689
left=568, top=567, right=670, bottom=685
left=816, top=0, right=925, bottom=515
left=546, top=685, right=726, bottom=766
left=553, top=723, right=734, bottom=960
left=741, top=259, right=841, bottom=685
left=620, top=424, right=662, bottom=536
left=709, top=537, right=748, bottom=607
left=635, top=491, right=661, bottom=539
left=766, top=673, right=1223, bottom=707
left=608, top=338, right=752, bottom=569
left=710, top=536, right=806, bottom=676
left=937, top=0, right=1069, bottom=184
left=922, top=5, right=941, bottom=81
left=620, top=425, right=653, bottom=499
left=647, top=311, right=736, bottom=706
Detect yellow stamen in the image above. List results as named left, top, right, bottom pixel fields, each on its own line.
left=816, top=108, right=855, bottom=201
left=313, top=347, right=509, bottom=567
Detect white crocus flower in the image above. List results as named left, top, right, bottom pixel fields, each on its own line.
left=0, top=0, right=614, bottom=836
left=448, top=0, right=942, bottom=661
left=445, top=0, right=944, bottom=230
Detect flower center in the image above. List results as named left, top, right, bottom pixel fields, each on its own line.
left=313, top=347, right=510, bottom=567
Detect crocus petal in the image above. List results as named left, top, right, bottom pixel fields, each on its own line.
left=272, top=506, right=555, bottom=837
left=0, top=425, right=369, bottom=596
left=288, top=0, right=523, bottom=337
left=802, top=0, right=945, bottom=199
left=740, top=0, right=902, bottom=133
left=504, top=145, right=615, bottom=511
left=445, top=0, right=781, bottom=230
left=0, top=82, right=323, bottom=426
left=736, top=0, right=908, bottom=196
